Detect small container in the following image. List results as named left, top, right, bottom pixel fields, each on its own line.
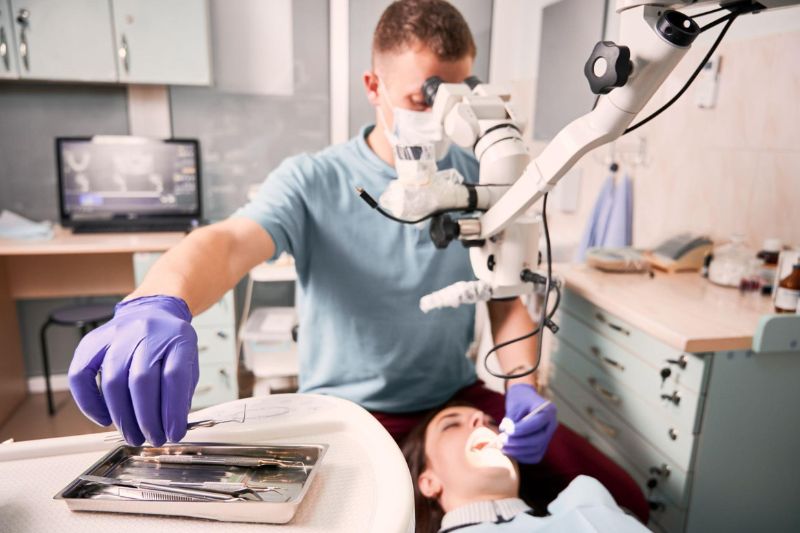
left=774, top=255, right=800, bottom=314
left=756, top=238, right=782, bottom=294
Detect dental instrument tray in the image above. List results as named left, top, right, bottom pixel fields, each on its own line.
left=54, top=442, right=328, bottom=524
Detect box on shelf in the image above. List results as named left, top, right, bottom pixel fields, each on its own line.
left=242, top=307, right=299, bottom=379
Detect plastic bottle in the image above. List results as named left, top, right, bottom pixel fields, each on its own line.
left=774, top=261, right=800, bottom=314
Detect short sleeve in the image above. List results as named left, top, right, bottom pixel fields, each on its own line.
left=232, top=154, right=314, bottom=262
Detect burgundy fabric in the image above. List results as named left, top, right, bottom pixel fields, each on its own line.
left=370, top=381, right=649, bottom=524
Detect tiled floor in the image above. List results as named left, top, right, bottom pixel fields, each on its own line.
left=0, top=391, right=109, bottom=443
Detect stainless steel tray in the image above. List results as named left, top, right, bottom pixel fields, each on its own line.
left=54, top=442, right=327, bottom=524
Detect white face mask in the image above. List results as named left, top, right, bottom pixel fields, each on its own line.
left=378, top=78, right=452, bottom=161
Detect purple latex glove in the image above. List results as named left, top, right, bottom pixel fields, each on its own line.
left=68, top=295, right=199, bottom=446
left=499, top=383, right=558, bottom=464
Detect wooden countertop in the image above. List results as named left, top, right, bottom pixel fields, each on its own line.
left=0, top=227, right=186, bottom=255
left=556, top=264, right=777, bottom=353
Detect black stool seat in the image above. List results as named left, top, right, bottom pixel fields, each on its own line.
left=50, top=304, right=115, bottom=326
left=40, top=302, right=117, bottom=416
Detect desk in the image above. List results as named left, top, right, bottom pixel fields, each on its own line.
left=0, top=228, right=186, bottom=426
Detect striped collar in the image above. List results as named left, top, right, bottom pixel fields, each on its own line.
left=439, top=498, right=532, bottom=532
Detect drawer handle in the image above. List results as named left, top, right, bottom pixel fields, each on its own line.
left=195, top=385, right=212, bottom=395
left=648, top=500, right=666, bottom=512
left=649, top=464, right=671, bottom=479
left=586, top=407, right=618, bottom=439
left=594, top=312, right=630, bottom=336
left=661, top=391, right=681, bottom=405
left=668, top=427, right=679, bottom=441
left=216, top=330, right=229, bottom=339
left=666, top=355, right=688, bottom=369
left=587, top=377, right=621, bottom=405
left=0, top=26, right=9, bottom=71
left=198, top=345, right=209, bottom=352
left=590, top=346, right=625, bottom=371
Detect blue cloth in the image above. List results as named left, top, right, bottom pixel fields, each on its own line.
left=445, top=476, right=650, bottom=532
left=235, top=125, right=479, bottom=412
left=575, top=173, right=633, bottom=261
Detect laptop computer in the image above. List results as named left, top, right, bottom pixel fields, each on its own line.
left=56, top=136, right=203, bottom=233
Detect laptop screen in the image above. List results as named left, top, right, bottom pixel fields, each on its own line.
left=56, top=136, right=201, bottom=223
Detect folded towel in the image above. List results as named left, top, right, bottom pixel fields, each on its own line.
left=0, top=210, right=54, bottom=240
left=575, top=173, right=633, bottom=261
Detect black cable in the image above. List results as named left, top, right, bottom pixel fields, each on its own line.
left=355, top=187, right=483, bottom=225
left=483, top=193, right=560, bottom=381
left=623, top=12, right=738, bottom=136
left=690, top=5, right=729, bottom=19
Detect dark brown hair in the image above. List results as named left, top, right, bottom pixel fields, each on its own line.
left=400, top=401, right=474, bottom=533
left=373, top=0, right=477, bottom=62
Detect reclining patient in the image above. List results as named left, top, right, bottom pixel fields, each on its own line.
left=402, top=404, right=651, bottom=533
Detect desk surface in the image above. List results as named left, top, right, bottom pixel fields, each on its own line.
left=0, top=227, right=186, bottom=256
left=558, top=264, right=777, bottom=353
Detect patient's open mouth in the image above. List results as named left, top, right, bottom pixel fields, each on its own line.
left=467, top=427, right=502, bottom=453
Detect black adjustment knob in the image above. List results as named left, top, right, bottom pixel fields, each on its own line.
left=584, top=41, right=633, bottom=95
left=429, top=214, right=459, bottom=249
left=422, top=76, right=444, bottom=107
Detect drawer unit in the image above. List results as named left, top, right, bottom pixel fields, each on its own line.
left=560, top=291, right=709, bottom=395
left=553, top=313, right=704, bottom=434
left=195, top=325, right=236, bottom=364
left=192, top=291, right=235, bottom=328
left=192, top=361, right=237, bottom=409
left=549, top=365, right=691, bottom=507
left=553, top=391, right=688, bottom=532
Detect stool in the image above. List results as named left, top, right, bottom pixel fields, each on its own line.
left=39, top=303, right=116, bottom=415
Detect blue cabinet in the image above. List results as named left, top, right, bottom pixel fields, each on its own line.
left=549, top=288, right=800, bottom=532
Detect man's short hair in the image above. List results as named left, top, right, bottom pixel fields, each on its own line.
left=373, top=0, right=477, bottom=62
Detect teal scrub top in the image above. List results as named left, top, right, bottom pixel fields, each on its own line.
left=235, top=125, right=479, bottom=412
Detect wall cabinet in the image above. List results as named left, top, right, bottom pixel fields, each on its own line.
left=111, top=0, right=211, bottom=85
left=0, top=0, right=19, bottom=78
left=2, top=0, right=209, bottom=85
left=9, top=0, right=117, bottom=82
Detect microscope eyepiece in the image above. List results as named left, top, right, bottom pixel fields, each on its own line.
left=422, top=76, right=443, bottom=107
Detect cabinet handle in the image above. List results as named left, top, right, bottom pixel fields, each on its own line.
left=594, top=312, right=630, bottom=336
left=590, top=345, right=625, bottom=371
left=195, top=384, right=212, bottom=395
left=661, top=390, right=681, bottom=406
left=648, top=500, right=666, bottom=512
left=585, top=407, right=618, bottom=439
left=668, top=427, right=679, bottom=441
left=587, top=377, right=621, bottom=405
left=118, top=34, right=129, bottom=73
left=666, top=355, right=688, bottom=369
left=649, top=464, right=671, bottom=479
left=198, top=345, right=209, bottom=352
left=16, top=8, right=29, bottom=71
left=0, top=26, right=9, bottom=71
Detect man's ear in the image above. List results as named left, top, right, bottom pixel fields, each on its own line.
left=418, top=469, right=443, bottom=500
left=363, top=70, right=380, bottom=107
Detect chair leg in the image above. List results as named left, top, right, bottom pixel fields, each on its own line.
left=39, top=320, right=56, bottom=416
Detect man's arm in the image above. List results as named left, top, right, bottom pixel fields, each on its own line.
left=487, top=297, right=540, bottom=389
left=129, top=217, right=275, bottom=315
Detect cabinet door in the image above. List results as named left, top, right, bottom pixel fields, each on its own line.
left=0, top=0, right=19, bottom=78
left=111, top=0, right=210, bottom=85
left=9, top=0, right=117, bottom=81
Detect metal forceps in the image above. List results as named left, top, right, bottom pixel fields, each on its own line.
left=103, top=413, right=246, bottom=443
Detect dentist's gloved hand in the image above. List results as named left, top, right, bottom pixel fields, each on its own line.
left=500, top=383, right=558, bottom=464
left=68, top=295, right=199, bottom=447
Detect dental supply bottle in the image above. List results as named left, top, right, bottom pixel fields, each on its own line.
left=774, top=260, right=800, bottom=314
left=756, top=238, right=781, bottom=295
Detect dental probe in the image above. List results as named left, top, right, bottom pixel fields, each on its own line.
left=494, top=400, right=553, bottom=448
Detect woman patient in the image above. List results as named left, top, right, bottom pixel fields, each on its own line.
left=402, top=403, right=651, bottom=532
